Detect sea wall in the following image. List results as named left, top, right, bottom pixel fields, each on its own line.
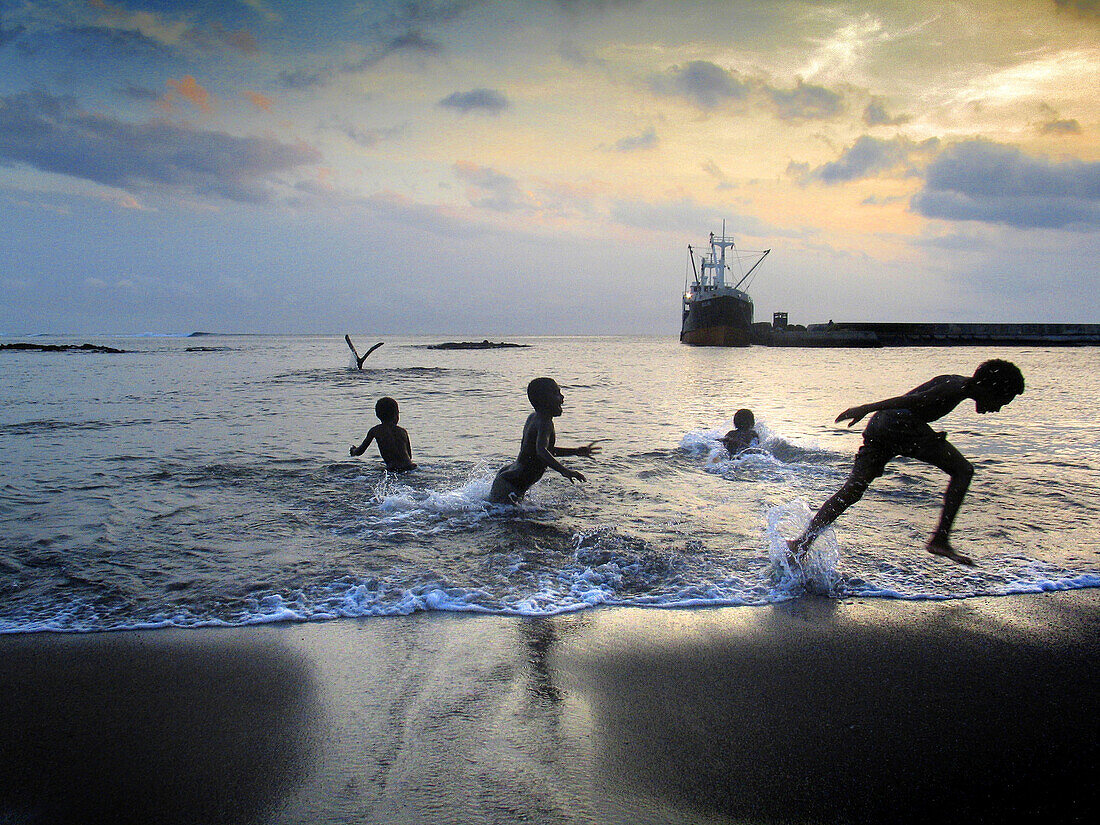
left=814, top=322, right=1100, bottom=346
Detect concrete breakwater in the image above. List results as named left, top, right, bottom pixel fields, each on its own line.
left=753, top=321, right=1100, bottom=347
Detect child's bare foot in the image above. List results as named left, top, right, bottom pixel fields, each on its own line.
left=927, top=539, right=974, bottom=566
left=785, top=537, right=808, bottom=566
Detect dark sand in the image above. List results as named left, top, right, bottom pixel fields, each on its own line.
left=2, top=591, right=1097, bottom=824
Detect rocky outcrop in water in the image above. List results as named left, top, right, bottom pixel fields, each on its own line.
left=0, top=343, right=128, bottom=353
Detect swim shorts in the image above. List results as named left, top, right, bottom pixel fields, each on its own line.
left=851, top=409, right=947, bottom=481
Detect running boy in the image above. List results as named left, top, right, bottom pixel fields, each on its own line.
left=788, top=359, right=1024, bottom=566
left=350, top=396, right=417, bottom=472
left=489, top=377, right=601, bottom=504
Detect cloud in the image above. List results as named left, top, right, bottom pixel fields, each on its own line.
left=610, top=127, right=658, bottom=152
left=279, top=29, right=443, bottom=89
left=342, top=29, right=444, bottom=72
left=88, top=0, right=189, bottom=44
left=385, top=29, right=443, bottom=55
left=559, top=40, right=607, bottom=69
left=765, top=79, right=844, bottom=121
left=326, top=119, right=404, bottom=148
left=118, top=83, right=159, bottom=102
left=453, top=161, right=533, bottom=211
left=278, top=68, right=329, bottom=90
left=0, top=91, right=321, bottom=204
left=439, top=88, right=510, bottom=115
left=1054, top=0, right=1100, bottom=19
left=796, top=135, right=939, bottom=184
left=649, top=61, right=751, bottom=110
left=912, top=139, right=1100, bottom=229
left=3, top=0, right=253, bottom=57
left=0, top=14, right=26, bottom=47
left=167, top=76, right=212, bottom=113
left=701, top=160, right=734, bottom=190
left=554, top=0, right=647, bottom=11
left=357, top=189, right=489, bottom=240
left=1038, top=117, right=1082, bottom=135
left=649, top=62, right=845, bottom=120
left=369, top=1, right=480, bottom=28
left=863, top=97, right=910, bottom=127
left=215, top=26, right=258, bottom=54
left=245, top=91, right=274, bottom=112
left=68, top=24, right=172, bottom=56
left=609, top=197, right=773, bottom=237
left=238, top=0, right=283, bottom=24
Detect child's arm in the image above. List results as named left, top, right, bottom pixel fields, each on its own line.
left=552, top=439, right=605, bottom=458
left=401, top=427, right=412, bottom=460
left=350, top=427, right=377, bottom=456
left=835, top=377, right=966, bottom=427
left=535, top=420, right=586, bottom=482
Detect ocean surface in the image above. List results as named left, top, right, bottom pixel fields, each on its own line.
left=1, top=335, right=1098, bottom=633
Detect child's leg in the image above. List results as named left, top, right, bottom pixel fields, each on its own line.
left=790, top=447, right=888, bottom=554
left=910, top=439, right=974, bottom=564
left=489, top=468, right=523, bottom=504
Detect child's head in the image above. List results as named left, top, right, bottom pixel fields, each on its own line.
left=733, top=408, right=755, bottom=431
left=527, top=377, right=564, bottom=415
left=375, top=396, right=399, bottom=423
left=971, top=359, right=1024, bottom=413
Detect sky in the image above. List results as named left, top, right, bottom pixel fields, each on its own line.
left=1, top=0, right=1098, bottom=335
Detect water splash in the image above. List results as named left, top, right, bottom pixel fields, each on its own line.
left=766, top=498, right=842, bottom=596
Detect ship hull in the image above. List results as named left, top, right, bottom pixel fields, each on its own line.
left=680, top=294, right=753, bottom=347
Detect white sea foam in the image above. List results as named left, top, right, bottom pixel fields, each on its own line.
left=369, top=464, right=501, bottom=520
left=766, top=498, right=842, bottom=596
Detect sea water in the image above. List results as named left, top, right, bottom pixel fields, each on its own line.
left=1, top=335, right=1097, bottom=632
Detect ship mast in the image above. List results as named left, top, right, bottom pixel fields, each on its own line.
left=706, top=219, right=738, bottom=288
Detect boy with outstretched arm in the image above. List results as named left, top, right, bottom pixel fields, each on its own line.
left=350, top=396, right=417, bottom=472
left=489, top=377, right=601, bottom=504
left=788, top=359, right=1024, bottom=566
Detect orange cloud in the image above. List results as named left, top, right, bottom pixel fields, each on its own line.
left=245, top=91, right=274, bottom=112
left=167, top=76, right=211, bottom=113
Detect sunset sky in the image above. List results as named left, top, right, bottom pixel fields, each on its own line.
left=1, top=0, right=1098, bottom=335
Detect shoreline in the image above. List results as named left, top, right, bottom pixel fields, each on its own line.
left=2, top=591, right=1097, bottom=824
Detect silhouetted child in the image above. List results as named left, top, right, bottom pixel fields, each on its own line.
left=350, top=396, right=416, bottom=472
left=489, top=377, right=601, bottom=504
left=788, top=359, right=1024, bottom=566
left=719, top=408, right=760, bottom=457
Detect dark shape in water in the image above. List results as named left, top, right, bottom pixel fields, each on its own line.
left=426, top=340, right=529, bottom=350
left=0, top=342, right=127, bottom=353
left=345, top=335, right=384, bottom=369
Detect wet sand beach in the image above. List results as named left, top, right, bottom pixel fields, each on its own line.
left=2, top=591, right=1097, bottom=824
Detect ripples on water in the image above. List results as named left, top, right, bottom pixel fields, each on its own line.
left=1, top=335, right=1098, bottom=632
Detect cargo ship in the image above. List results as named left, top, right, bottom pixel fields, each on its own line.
left=680, top=225, right=770, bottom=346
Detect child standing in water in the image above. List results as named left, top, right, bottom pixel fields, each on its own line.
left=350, top=396, right=417, bottom=472
left=719, top=408, right=760, bottom=457
left=489, top=377, right=601, bottom=504
left=788, top=359, right=1024, bottom=566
